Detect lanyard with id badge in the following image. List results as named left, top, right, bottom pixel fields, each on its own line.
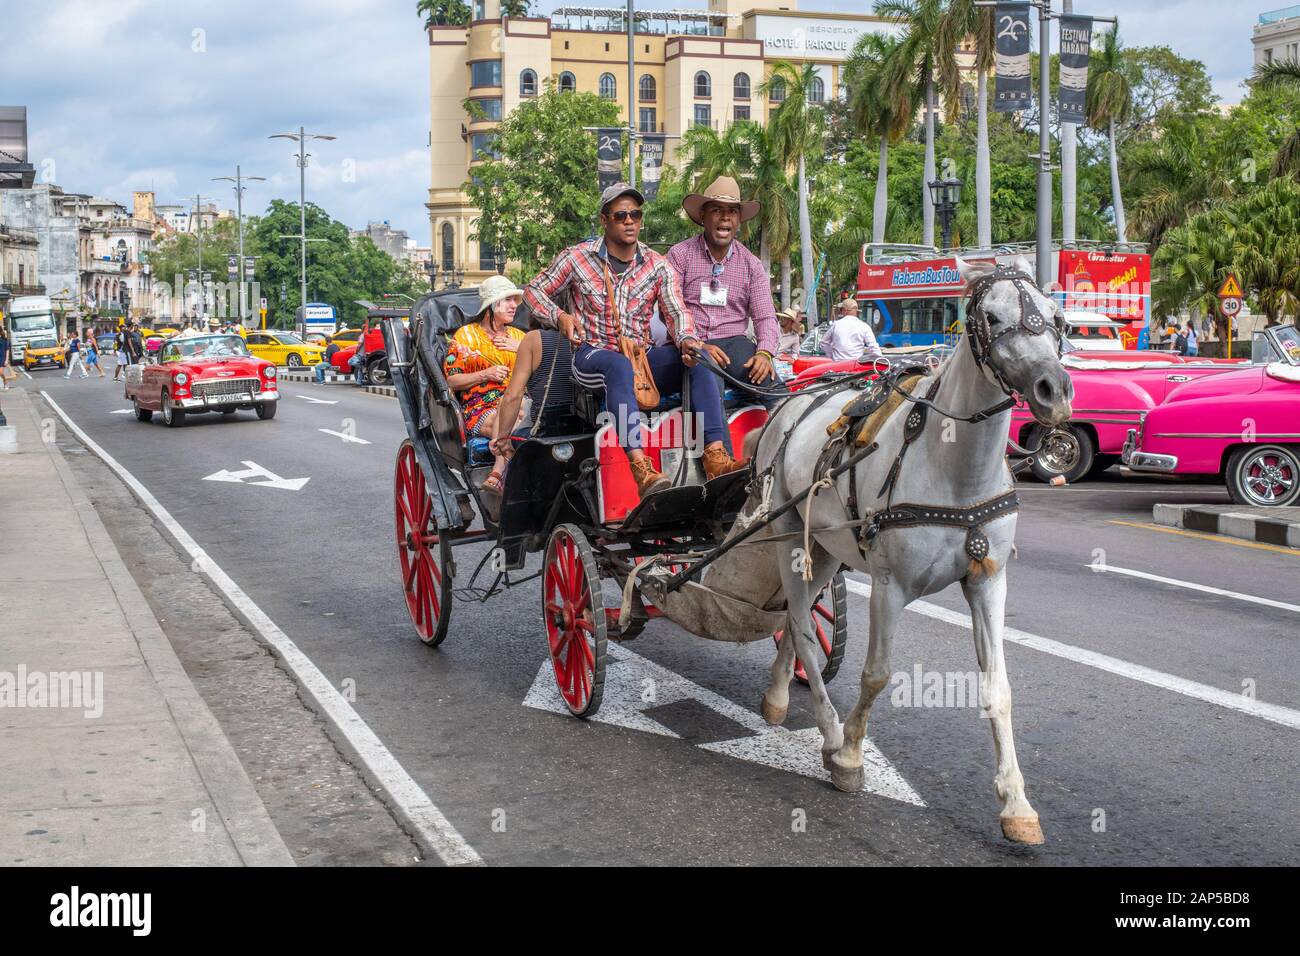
left=701, top=260, right=728, bottom=307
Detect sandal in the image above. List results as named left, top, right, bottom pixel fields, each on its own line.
left=482, top=471, right=504, bottom=493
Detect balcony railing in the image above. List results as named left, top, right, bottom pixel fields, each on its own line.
left=0, top=224, right=38, bottom=244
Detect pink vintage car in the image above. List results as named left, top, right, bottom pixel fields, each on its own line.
left=1010, top=350, right=1245, bottom=482
left=1122, top=324, right=1300, bottom=506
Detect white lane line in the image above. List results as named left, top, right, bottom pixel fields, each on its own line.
left=318, top=428, right=371, bottom=444
left=1086, top=563, right=1300, bottom=615
left=40, top=390, right=482, bottom=866
left=843, top=578, right=1300, bottom=732
left=295, top=395, right=339, bottom=405
left=20, top=368, right=33, bottom=380
left=110, top=409, right=132, bottom=414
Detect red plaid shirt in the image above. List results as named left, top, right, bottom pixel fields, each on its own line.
left=523, top=238, right=697, bottom=351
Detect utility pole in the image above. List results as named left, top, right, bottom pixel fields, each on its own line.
left=213, top=166, right=266, bottom=324
left=627, top=0, right=637, bottom=190
left=270, top=126, right=335, bottom=337
left=185, top=194, right=213, bottom=320
left=1060, top=0, right=1076, bottom=243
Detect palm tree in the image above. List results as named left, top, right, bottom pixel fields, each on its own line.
left=876, top=0, right=947, bottom=249
left=741, top=123, right=796, bottom=301
left=845, top=32, right=913, bottom=247
left=680, top=121, right=753, bottom=194
left=416, top=0, right=471, bottom=28
left=1086, top=26, right=1133, bottom=242
left=501, top=0, right=531, bottom=17
left=1250, top=59, right=1300, bottom=176
left=1126, top=121, right=1236, bottom=251
left=938, top=0, right=995, bottom=248
left=760, top=61, right=825, bottom=314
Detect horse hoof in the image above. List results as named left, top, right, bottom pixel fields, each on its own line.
left=1001, top=815, right=1045, bottom=845
left=830, top=762, right=865, bottom=793
left=760, top=695, right=787, bottom=726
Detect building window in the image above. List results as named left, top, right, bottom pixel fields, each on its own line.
left=604, top=43, right=609, bottom=52
left=1265, top=48, right=1274, bottom=64
left=639, top=107, right=657, bottom=133
left=474, top=0, right=485, bottom=19
left=599, top=73, right=617, bottom=100
left=479, top=241, right=502, bottom=273
left=519, top=69, right=537, bottom=97
left=472, top=97, right=503, bottom=121
left=733, top=104, right=750, bottom=122
left=470, top=60, right=502, bottom=88
left=639, top=74, right=656, bottom=102
left=810, top=76, right=825, bottom=103
left=769, top=77, right=786, bottom=103
left=733, top=72, right=750, bottom=100
left=441, top=224, right=454, bottom=271
left=694, top=71, right=711, bottom=98
left=694, top=104, right=712, bottom=128
left=558, top=71, right=576, bottom=93
left=471, top=131, right=499, bottom=160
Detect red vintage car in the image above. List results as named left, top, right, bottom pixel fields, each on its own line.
left=124, top=333, right=279, bottom=427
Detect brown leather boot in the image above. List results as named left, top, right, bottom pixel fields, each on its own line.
left=629, top=454, right=670, bottom=497
left=702, top=442, right=745, bottom=481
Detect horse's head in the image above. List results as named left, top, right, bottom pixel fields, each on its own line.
left=956, top=256, right=1073, bottom=427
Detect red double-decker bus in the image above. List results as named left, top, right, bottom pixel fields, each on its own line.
left=854, top=242, right=1151, bottom=350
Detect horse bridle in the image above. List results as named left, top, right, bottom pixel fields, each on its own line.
left=963, top=265, right=1068, bottom=399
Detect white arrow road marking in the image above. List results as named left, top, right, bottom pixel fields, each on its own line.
left=1086, top=562, right=1300, bottom=615
left=202, top=460, right=310, bottom=491
left=318, top=428, right=371, bottom=445
left=295, top=395, right=339, bottom=405
left=524, top=643, right=925, bottom=806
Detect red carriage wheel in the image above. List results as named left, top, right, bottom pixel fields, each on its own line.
left=773, top=571, right=848, bottom=686
left=543, top=524, right=607, bottom=718
left=394, top=439, right=453, bottom=646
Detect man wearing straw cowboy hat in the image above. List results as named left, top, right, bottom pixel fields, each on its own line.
left=667, top=175, right=786, bottom=409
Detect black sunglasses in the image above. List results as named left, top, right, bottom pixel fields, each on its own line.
left=608, top=208, right=643, bottom=223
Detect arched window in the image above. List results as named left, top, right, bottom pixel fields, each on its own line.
left=520, top=69, right=538, bottom=97
left=733, top=72, right=750, bottom=100
left=599, top=73, right=617, bottom=100
left=694, top=71, right=711, bottom=98
left=558, top=71, right=576, bottom=93
left=639, top=74, right=656, bottom=102
left=768, top=77, right=786, bottom=103
left=441, top=223, right=454, bottom=271
left=809, top=76, right=825, bottom=104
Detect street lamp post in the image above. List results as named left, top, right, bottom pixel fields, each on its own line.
left=269, top=127, right=335, bottom=337
left=927, top=177, right=964, bottom=252
left=179, top=195, right=214, bottom=321
left=212, top=166, right=266, bottom=325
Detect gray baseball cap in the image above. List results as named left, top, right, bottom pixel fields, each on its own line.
left=599, top=182, right=645, bottom=214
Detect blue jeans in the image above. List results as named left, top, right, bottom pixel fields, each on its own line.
left=315, top=362, right=329, bottom=383
left=572, top=343, right=726, bottom=451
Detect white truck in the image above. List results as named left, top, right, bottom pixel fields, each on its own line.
left=5, top=295, right=59, bottom=360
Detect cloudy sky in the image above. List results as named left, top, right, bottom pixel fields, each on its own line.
left=1, top=1, right=1265, bottom=244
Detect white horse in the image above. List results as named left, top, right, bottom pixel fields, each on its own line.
left=754, top=257, right=1073, bottom=845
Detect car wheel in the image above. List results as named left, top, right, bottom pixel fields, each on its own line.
left=1226, top=444, right=1300, bottom=507
left=256, top=401, right=277, bottom=420
left=367, top=357, right=390, bottom=386
left=133, top=397, right=153, bottom=422
left=1026, top=424, right=1094, bottom=483
left=161, top=390, right=186, bottom=428
left=287, top=353, right=303, bottom=368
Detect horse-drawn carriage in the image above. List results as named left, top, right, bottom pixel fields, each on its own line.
left=385, top=288, right=850, bottom=718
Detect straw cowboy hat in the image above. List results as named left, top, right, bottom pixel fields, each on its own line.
left=776, top=307, right=803, bottom=325
left=477, top=274, right=524, bottom=314
left=682, top=175, right=760, bottom=226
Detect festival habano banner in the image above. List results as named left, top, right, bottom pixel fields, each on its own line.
left=639, top=134, right=666, bottom=203
left=994, top=3, right=1032, bottom=113
left=596, top=127, right=623, bottom=192
left=1058, top=15, right=1094, bottom=125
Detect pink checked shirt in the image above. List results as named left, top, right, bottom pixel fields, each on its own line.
left=666, top=234, right=780, bottom=356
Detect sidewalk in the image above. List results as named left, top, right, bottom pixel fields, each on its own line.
left=0, top=388, right=294, bottom=866
left=1154, top=502, right=1300, bottom=549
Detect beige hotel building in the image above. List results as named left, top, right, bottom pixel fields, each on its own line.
left=428, top=0, right=915, bottom=282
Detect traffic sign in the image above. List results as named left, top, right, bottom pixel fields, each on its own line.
left=1220, top=296, right=1242, bottom=318
left=1218, top=274, right=1242, bottom=299
left=259, top=297, right=267, bottom=310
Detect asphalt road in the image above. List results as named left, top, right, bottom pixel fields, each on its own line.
left=26, top=368, right=1300, bottom=866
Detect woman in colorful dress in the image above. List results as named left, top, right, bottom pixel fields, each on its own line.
left=443, top=275, right=527, bottom=492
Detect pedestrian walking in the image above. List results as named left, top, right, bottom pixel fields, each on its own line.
left=0, top=327, right=12, bottom=390
left=123, top=323, right=144, bottom=365
left=113, top=326, right=128, bottom=380
left=83, top=334, right=106, bottom=377
left=64, top=332, right=89, bottom=379
left=1184, top=321, right=1199, bottom=357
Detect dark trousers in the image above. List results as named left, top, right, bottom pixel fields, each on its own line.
left=708, top=334, right=788, bottom=410
left=572, top=343, right=726, bottom=451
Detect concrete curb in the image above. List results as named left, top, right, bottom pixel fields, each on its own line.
left=1153, top=503, right=1300, bottom=549
left=28, top=393, right=296, bottom=866
left=362, top=385, right=396, bottom=399
left=278, top=369, right=352, bottom=385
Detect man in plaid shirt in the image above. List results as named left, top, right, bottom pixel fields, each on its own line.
left=525, top=182, right=743, bottom=497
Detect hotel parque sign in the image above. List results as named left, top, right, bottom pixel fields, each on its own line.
left=750, top=15, right=902, bottom=61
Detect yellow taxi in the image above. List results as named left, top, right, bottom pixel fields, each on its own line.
left=243, top=330, right=326, bottom=367
left=329, top=328, right=363, bottom=349
left=22, top=338, right=66, bottom=371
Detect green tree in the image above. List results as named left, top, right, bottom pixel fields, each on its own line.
left=938, top=0, right=996, bottom=248
left=465, top=85, right=620, bottom=276
left=1087, top=26, right=1133, bottom=241
left=146, top=217, right=249, bottom=318
left=845, top=31, right=913, bottom=248
left=417, top=0, right=470, bottom=28
left=760, top=61, right=825, bottom=313
left=1250, top=58, right=1300, bottom=176
left=501, top=0, right=531, bottom=17
left=1125, top=119, right=1237, bottom=250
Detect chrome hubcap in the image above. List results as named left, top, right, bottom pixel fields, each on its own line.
left=1040, top=429, right=1079, bottom=473
left=1244, top=454, right=1296, bottom=503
